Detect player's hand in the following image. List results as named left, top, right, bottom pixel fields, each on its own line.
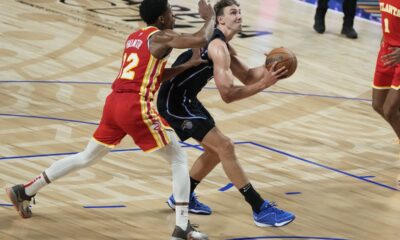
left=382, top=47, right=400, bottom=66
left=260, top=62, right=288, bottom=88
left=187, top=48, right=208, bottom=67
left=198, top=0, right=215, bottom=21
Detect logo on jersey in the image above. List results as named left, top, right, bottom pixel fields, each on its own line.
left=181, top=120, right=193, bottom=131
left=151, top=121, right=161, bottom=131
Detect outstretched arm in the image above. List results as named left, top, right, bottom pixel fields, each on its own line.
left=209, top=40, right=287, bottom=103
left=150, top=0, right=215, bottom=58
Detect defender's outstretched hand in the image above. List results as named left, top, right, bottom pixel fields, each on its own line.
left=198, top=0, right=215, bottom=21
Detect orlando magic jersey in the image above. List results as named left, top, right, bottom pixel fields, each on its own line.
left=157, top=28, right=227, bottom=141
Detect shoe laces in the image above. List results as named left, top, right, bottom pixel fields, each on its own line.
left=265, top=201, right=284, bottom=214
left=189, top=223, right=207, bottom=238
left=190, top=194, right=202, bottom=206
left=190, top=223, right=199, bottom=229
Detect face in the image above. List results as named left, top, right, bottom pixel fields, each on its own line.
left=160, top=4, right=176, bottom=30
left=219, top=5, right=242, bottom=32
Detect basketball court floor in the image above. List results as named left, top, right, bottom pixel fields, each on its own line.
left=0, top=0, right=399, bottom=239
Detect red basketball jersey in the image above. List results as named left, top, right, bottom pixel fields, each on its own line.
left=380, top=0, right=400, bottom=46
left=112, top=26, right=168, bottom=100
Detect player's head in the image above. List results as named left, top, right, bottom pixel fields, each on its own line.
left=139, top=0, right=175, bottom=30
left=214, top=0, right=241, bottom=32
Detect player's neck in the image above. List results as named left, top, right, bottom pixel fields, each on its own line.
left=216, top=26, right=238, bottom=42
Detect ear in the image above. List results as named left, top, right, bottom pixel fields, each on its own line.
left=159, top=16, right=165, bottom=23
left=217, top=15, right=224, bottom=25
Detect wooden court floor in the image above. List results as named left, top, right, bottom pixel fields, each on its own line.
left=0, top=0, right=399, bottom=239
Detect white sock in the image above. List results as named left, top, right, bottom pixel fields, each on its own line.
left=175, top=205, right=189, bottom=230
left=155, top=131, right=190, bottom=230
left=45, top=139, right=110, bottom=182
left=24, top=139, right=110, bottom=196
left=24, top=172, right=49, bottom=196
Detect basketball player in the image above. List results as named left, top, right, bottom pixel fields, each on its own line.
left=6, top=0, right=215, bottom=239
left=371, top=0, right=400, bottom=189
left=157, top=0, right=295, bottom=227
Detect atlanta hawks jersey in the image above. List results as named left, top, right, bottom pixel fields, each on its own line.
left=112, top=26, right=168, bottom=99
left=380, top=0, right=400, bottom=46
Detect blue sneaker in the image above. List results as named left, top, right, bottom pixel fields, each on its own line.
left=167, top=193, right=212, bottom=215
left=253, top=201, right=295, bottom=227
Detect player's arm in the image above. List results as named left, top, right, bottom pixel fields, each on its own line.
left=228, top=43, right=266, bottom=85
left=209, top=40, right=286, bottom=103
left=151, top=0, right=215, bottom=56
left=161, top=49, right=207, bottom=82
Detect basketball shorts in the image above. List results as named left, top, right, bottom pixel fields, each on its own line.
left=93, top=91, right=172, bottom=152
left=158, top=98, right=215, bottom=142
left=373, top=42, right=400, bottom=89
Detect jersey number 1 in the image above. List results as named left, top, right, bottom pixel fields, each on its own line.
left=120, top=53, right=139, bottom=80
left=384, top=18, right=390, bottom=33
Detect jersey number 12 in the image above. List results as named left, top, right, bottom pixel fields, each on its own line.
left=120, top=53, right=139, bottom=80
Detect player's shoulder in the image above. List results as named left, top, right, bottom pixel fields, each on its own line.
left=209, top=38, right=227, bottom=48
left=208, top=38, right=229, bottom=56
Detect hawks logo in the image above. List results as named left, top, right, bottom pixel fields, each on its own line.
left=151, top=121, right=161, bottom=131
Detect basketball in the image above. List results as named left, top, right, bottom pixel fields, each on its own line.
left=265, top=47, right=297, bottom=79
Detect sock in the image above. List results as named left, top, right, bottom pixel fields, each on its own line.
left=24, top=171, right=51, bottom=197
left=239, top=183, right=264, bottom=213
left=190, top=176, right=201, bottom=194
left=175, top=205, right=189, bottom=230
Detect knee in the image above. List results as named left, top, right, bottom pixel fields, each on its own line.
left=217, top=137, right=235, bottom=156
left=79, top=148, right=107, bottom=168
left=78, top=152, right=99, bottom=168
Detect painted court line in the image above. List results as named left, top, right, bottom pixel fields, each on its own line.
left=0, top=80, right=371, bottom=102
left=0, top=115, right=396, bottom=192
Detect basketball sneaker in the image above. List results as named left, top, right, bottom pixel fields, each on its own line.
left=253, top=200, right=295, bottom=227
left=167, top=193, right=212, bottom=215
left=313, top=9, right=326, bottom=34
left=171, top=221, right=208, bottom=240
left=6, top=184, right=35, bottom=218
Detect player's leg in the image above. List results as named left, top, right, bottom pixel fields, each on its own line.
left=372, top=88, right=389, bottom=118
left=200, top=127, right=295, bottom=227
left=6, top=93, right=123, bottom=219
left=154, top=131, right=208, bottom=240
left=382, top=88, right=400, bottom=190
left=313, top=0, right=329, bottom=33
left=383, top=89, right=400, bottom=139
left=189, top=146, right=220, bottom=190
left=200, top=127, right=249, bottom=188
left=341, top=0, right=357, bottom=38
left=177, top=146, right=219, bottom=215
left=164, top=141, right=215, bottom=215
left=6, top=138, right=112, bottom=218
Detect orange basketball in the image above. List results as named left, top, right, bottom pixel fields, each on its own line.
left=265, top=47, right=297, bottom=79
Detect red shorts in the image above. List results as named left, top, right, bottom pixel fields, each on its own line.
left=373, top=42, right=400, bottom=89
left=93, top=91, right=171, bottom=152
